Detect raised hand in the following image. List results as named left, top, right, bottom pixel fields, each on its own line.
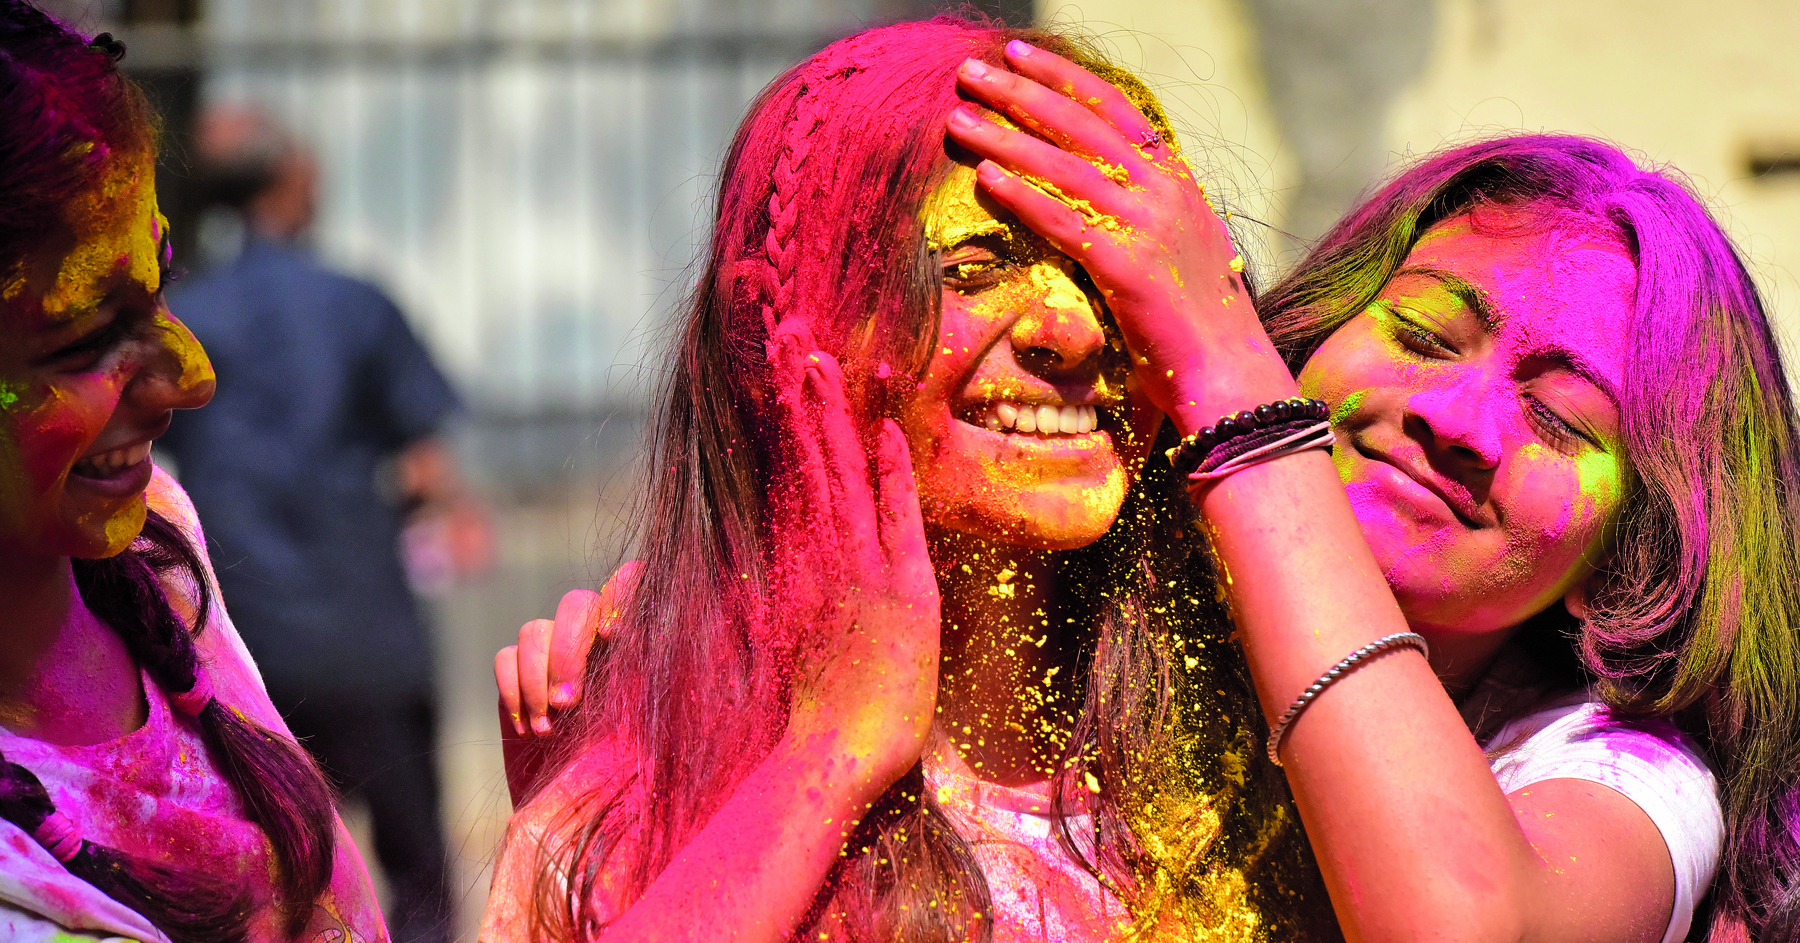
left=494, top=562, right=640, bottom=803
left=946, top=42, right=1298, bottom=430
left=763, top=321, right=941, bottom=796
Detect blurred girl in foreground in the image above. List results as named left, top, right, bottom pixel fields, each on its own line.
left=0, top=3, right=383, bottom=940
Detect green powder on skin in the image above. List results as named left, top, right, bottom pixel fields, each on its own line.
left=1329, top=389, right=1368, bottom=426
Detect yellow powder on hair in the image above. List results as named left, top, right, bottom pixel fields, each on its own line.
left=11, top=152, right=163, bottom=320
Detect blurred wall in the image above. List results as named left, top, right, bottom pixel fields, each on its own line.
left=1049, top=0, right=1800, bottom=347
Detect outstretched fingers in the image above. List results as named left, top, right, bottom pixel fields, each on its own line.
left=769, top=323, right=833, bottom=536
left=999, top=41, right=1170, bottom=162
left=494, top=611, right=556, bottom=739
left=873, top=419, right=932, bottom=594
left=969, top=159, right=1132, bottom=274
left=548, top=587, right=606, bottom=710
left=802, top=349, right=882, bottom=571
left=955, top=52, right=1149, bottom=172
left=496, top=644, right=526, bottom=737
left=946, top=105, right=1137, bottom=222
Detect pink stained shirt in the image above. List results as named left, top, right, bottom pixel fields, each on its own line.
left=0, top=465, right=387, bottom=943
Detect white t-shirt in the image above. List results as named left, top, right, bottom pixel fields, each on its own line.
left=1485, top=695, right=1723, bottom=943
left=922, top=747, right=1128, bottom=943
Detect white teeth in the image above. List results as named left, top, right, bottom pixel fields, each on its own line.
left=74, top=441, right=151, bottom=477
left=975, top=402, right=1101, bottom=437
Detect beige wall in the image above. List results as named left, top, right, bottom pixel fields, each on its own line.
left=1046, top=0, right=1800, bottom=351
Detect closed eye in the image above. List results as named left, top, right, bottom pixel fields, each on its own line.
left=43, top=313, right=134, bottom=370
left=1523, top=393, right=1600, bottom=451
left=941, top=243, right=1013, bottom=293
left=1380, top=303, right=1457, bottom=358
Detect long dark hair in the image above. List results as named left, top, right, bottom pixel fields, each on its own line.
left=0, top=3, right=338, bottom=940
left=1258, top=134, right=1800, bottom=942
left=518, top=17, right=1335, bottom=942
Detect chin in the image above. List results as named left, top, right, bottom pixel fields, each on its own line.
left=65, top=499, right=147, bottom=560
left=926, top=464, right=1130, bottom=551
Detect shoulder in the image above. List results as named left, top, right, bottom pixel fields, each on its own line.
left=483, top=737, right=646, bottom=943
left=143, top=467, right=281, bottom=725
left=1489, top=693, right=1723, bottom=941
left=1488, top=695, right=1717, bottom=799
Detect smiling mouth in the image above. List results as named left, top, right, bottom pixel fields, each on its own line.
left=1353, top=441, right=1484, bottom=526
left=72, top=441, right=152, bottom=479
left=965, top=401, right=1102, bottom=436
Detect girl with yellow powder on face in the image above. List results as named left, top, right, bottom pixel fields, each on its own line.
left=945, top=41, right=1800, bottom=943
left=0, top=4, right=386, bottom=941
left=483, top=18, right=1337, bottom=943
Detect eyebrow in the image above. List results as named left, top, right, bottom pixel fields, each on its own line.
left=1393, top=265, right=1623, bottom=408
left=1528, top=343, right=1624, bottom=410
left=1392, top=265, right=1503, bottom=332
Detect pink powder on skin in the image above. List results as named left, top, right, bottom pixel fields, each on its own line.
left=1298, top=205, right=1634, bottom=637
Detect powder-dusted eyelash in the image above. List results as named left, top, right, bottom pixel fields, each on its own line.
left=943, top=258, right=1013, bottom=291
left=52, top=318, right=129, bottom=362
left=1394, top=318, right=1453, bottom=355
left=1523, top=394, right=1596, bottom=449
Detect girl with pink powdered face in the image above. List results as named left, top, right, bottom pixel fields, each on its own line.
left=491, top=22, right=1800, bottom=943
left=943, top=41, right=1800, bottom=943
left=0, top=3, right=385, bottom=941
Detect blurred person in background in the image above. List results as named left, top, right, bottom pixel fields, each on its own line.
left=158, top=105, right=492, bottom=943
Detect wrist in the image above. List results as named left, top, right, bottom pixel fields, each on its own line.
left=773, top=724, right=913, bottom=815
left=1161, top=354, right=1301, bottom=435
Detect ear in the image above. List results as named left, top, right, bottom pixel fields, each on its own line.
left=1563, top=576, right=1595, bottom=621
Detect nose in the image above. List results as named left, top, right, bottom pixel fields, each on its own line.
left=1008, top=257, right=1106, bottom=376
left=138, top=308, right=216, bottom=410
left=1404, top=367, right=1504, bottom=472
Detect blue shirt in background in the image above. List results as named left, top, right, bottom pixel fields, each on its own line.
left=161, top=240, right=460, bottom=699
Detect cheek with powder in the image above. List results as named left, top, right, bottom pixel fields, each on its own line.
left=0, top=390, right=87, bottom=534
left=15, top=389, right=96, bottom=494
left=1508, top=442, right=1625, bottom=566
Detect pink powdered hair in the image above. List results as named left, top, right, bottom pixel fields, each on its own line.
left=1259, top=134, right=1800, bottom=943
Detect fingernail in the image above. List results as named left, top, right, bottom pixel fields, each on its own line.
left=947, top=107, right=979, bottom=132
left=551, top=683, right=575, bottom=707
left=961, top=57, right=991, bottom=79
left=1007, top=40, right=1034, bottom=58
left=976, top=161, right=1007, bottom=185
left=531, top=714, right=553, bottom=736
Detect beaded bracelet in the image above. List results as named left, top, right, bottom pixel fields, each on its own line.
left=1165, top=398, right=1332, bottom=482
left=1265, top=631, right=1430, bottom=767
left=1189, top=420, right=1334, bottom=481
